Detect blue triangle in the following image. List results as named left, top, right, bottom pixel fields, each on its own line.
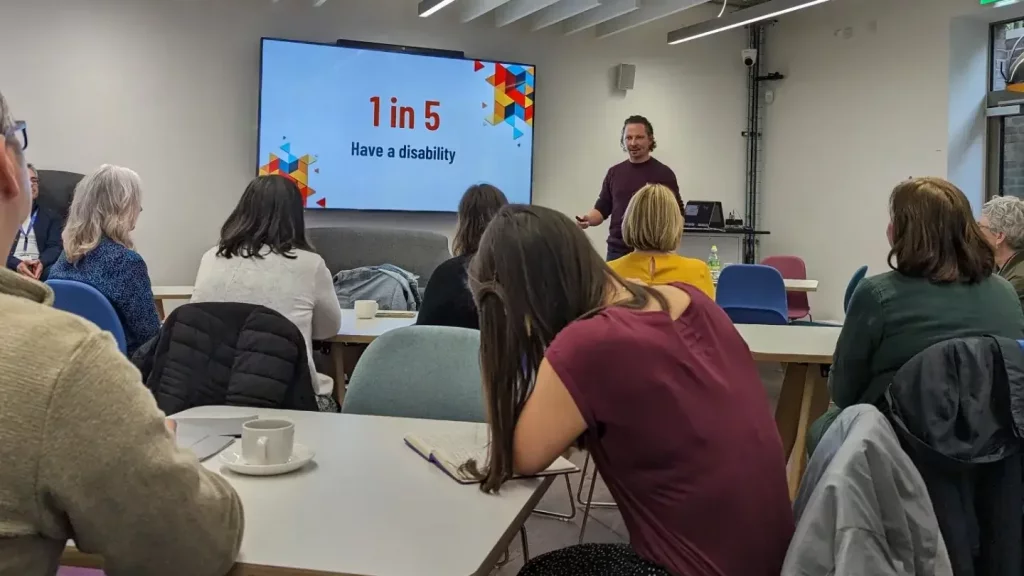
left=281, top=143, right=292, bottom=154
left=513, top=127, right=523, bottom=140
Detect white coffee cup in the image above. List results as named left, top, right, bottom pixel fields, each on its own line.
left=241, top=419, right=295, bottom=465
left=354, top=300, right=379, bottom=319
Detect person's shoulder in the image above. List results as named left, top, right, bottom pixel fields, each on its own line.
left=980, top=273, right=1022, bottom=304
left=550, top=310, right=628, bottom=356
left=0, top=294, right=109, bottom=362
left=650, top=156, right=677, bottom=174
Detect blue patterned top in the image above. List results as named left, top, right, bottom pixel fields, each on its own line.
left=49, top=238, right=160, bottom=355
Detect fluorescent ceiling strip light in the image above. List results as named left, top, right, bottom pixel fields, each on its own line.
left=419, top=0, right=458, bottom=17
left=668, top=0, right=831, bottom=44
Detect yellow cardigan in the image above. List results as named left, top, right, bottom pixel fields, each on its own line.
left=608, top=252, right=715, bottom=299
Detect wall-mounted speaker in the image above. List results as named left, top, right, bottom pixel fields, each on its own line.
left=616, top=63, right=636, bottom=91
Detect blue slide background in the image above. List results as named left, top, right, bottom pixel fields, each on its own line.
left=258, top=39, right=535, bottom=212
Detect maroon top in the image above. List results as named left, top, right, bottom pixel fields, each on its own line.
left=594, top=157, right=682, bottom=254
left=546, top=283, right=794, bottom=576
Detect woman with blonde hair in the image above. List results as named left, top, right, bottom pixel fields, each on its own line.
left=608, top=183, right=714, bottom=297
left=49, top=164, right=159, bottom=355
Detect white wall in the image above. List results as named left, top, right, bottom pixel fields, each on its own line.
left=762, top=0, right=1024, bottom=321
left=0, top=0, right=749, bottom=284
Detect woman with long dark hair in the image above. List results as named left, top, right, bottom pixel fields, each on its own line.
left=467, top=205, right=793, bottom=576
left=191, top=175, right=342, bottom=410
left=417, top=183, right=507, bottom=329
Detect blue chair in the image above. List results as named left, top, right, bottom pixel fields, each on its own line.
left=342, top=325, right=485, bottom=422
left=46, top=279, right=128, bottom=354
left=844, top=266, right=869, bottom=313
left=715, top=264, right=789, bottom=325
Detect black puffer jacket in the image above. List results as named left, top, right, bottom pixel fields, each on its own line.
left=884, top=336, right=1024, bottom=576
left=133, top=302, right=318, bottom=415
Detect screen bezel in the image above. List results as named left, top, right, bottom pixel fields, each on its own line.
left=256, top=37, right=537, bottom=214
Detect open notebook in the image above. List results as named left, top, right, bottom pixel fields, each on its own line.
left=405, top=431, right=576, bottom=484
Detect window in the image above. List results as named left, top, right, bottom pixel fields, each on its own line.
left=988, top=18, right=1024, bottom=199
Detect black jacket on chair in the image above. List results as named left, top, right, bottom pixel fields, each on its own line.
left=883, top=336, right=1024, bottom=576
left=132, top=302, right=319, bottom=415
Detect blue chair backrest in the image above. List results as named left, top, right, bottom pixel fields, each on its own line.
left=844, top=266, right=869, bottom=313
left=342, top=325, right=485, bottom=423
left=715, top=264, right=789, bottom=325
left=46, top=279, right=128, bottom=354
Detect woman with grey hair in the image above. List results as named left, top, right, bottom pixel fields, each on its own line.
left=980, top=196, right=1024, bottom=307
left=49, top=164, right=160, bottom=354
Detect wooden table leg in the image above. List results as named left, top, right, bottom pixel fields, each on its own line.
left=331, top=341, right=347, bottom=408
left=787, top=365, right=830, bottom=499
left=775, top=362, right=808, bottom=460
left=155, top=298, right=166, bottom=321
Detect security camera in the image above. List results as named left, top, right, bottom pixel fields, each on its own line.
left=742, top=49, right=758, bottom=67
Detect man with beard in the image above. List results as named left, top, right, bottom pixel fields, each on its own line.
left=577, top=115, right=682, bottom=262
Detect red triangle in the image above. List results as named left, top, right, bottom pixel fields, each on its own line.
left=316, top=197, right=326, bottom=208
left=474, top=60, right=484, bottom=72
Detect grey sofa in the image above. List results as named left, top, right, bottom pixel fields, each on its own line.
left=306, top=226, right=451, bottom=287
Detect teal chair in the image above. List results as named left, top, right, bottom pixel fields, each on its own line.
left=844, top=266, right=869, bottom=313
left=342, top=325, right=486, bottom=422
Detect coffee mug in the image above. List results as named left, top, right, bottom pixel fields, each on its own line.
left=241, top=419, right=295, bottom=465
left=354, top=300, right=379, bottom=319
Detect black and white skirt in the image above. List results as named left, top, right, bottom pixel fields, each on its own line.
left=518, top=544, right=671, bottom=576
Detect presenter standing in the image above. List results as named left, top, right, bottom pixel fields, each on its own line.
left=577, top=115, right=682, bottom=262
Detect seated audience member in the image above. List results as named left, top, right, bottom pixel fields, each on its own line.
left=191, top=175, right=342, bottom=411
left=980, top=195, right=1024, bottom=308
left=809, top=177, right=1024, bottom=455
left=6, top=163, right=62, bottom=280
left=468, top=205, right=794, bottom=576
left=0, top=91, right=242, bottom=575
left=608, top=183, right=714, bottom=297
left=48, top=164, right=160, bottom=355
left=417, top=183, right=508, bottom=329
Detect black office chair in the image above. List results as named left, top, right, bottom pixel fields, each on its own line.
left=36, top=169, right=83, bottom=224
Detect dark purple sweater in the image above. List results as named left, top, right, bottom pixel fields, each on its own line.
left=594, top=157, right=681, bottom=253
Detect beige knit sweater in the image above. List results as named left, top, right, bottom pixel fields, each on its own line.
left=0, top=268, right=244, bottom=576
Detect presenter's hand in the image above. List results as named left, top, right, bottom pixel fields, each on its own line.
left=575, top=215, right=591, bottom=230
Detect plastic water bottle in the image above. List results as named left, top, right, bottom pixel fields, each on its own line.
left=708, top=245, right=721, bottom=283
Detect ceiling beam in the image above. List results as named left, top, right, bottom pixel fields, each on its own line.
left=460, top=0, right=512, bottom=22
left=531, top=0, right=600, bottom=31
left=563, top=0, right=640, bottom=34
left=595, top=0, right=708, bottom=38
left=495, top=0, right=562, bottom=26
left=668, top=0, right=832, bottom=44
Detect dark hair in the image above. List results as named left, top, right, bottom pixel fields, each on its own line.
left=452, top=184, right=508, bottom=257
left=887, top=177, right=994, bottom=283
left=217, top=175, right=313, bottom=259
left=466, top=205, right=668, bottom=493
left=620, top=114, right=656, bottom=152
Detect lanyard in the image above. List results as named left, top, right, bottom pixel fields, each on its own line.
left=18, top=210, right=37, bottom=252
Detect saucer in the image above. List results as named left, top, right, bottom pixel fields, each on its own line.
left=219, top=442, right=315, bottom=476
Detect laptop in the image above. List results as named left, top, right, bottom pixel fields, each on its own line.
left=684, top=201, right=725, bottom=229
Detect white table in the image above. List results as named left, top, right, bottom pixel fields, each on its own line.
left=65, top=407, right=553, bottom=576
left=152, top=285, right=194, bottom=319
left=737, top=324, right=841, bottom=498
left=709, top=278, right=818, bottom=292
left=331, top=309, right=419, bottom=344
left=784, top=279, right=818, bottom=293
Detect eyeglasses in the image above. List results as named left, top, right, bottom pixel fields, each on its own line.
left=3, top=120, right=27, bottom=151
